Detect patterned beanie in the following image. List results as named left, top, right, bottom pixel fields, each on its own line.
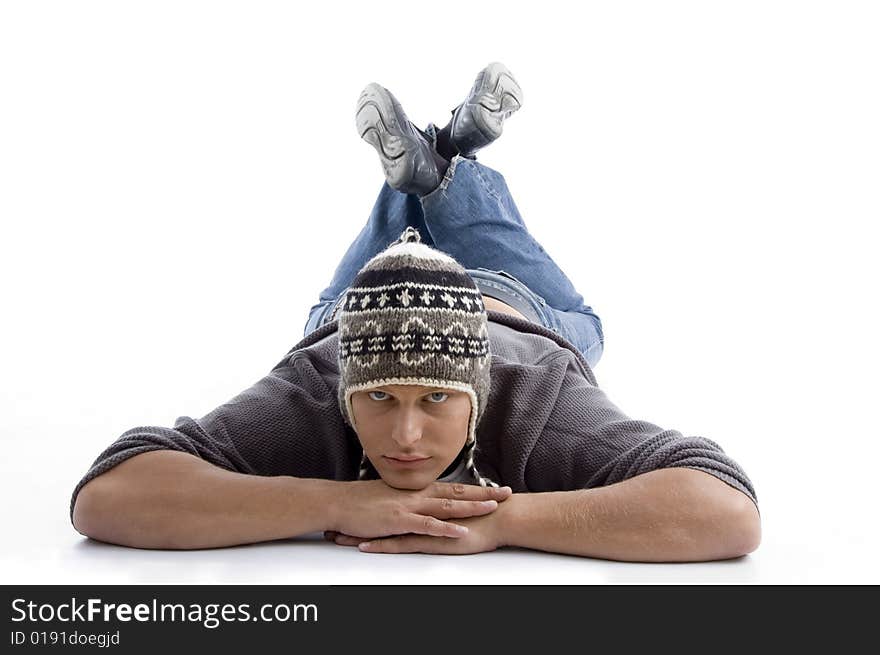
left=336, top=226, right=498, bottom=487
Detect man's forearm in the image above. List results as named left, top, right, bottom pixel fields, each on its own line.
left=493, top=468, right=761, bottom=562
left=72, top=450, right=341, bottom=550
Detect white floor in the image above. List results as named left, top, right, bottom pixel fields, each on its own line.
left=1, top=436, right=877, bottom=585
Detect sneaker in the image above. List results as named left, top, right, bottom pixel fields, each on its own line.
left=448, top=62, right=524, bottom=158
left=356, top=83, right=446, bottom=196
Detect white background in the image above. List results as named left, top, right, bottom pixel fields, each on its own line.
left=1, top=1, right=877, bottom=584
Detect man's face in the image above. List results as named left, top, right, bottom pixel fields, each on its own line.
left=350, top=383, right=471, bottom=490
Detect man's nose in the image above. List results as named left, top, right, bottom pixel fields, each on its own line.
left=391, top=408, right=423, bottom=446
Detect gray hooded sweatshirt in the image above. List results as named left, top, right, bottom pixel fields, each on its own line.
left=69, top=311, right=758, bottom=524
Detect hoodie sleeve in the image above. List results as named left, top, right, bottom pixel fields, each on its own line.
left=524, top=353, right=758, bottom=511
left=69, top=352, right=358, bottom=524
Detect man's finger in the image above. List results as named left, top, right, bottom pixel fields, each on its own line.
left=405, top=513, right=469, bottom=538
left=359, top=535, right=452, bottom=554
left=432, top=482, right=513, bottom=502
left=334, top=533, right=369, bottom=547
left=419, top=497, right=498, bottom=519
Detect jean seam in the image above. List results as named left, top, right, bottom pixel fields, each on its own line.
left=477, top=278, right=533, bottom=308
left=471, top=161, right=504, bottom=204
left=477, top=266, right=547, bottom=307
left=325, top=289, right=349, bottom=325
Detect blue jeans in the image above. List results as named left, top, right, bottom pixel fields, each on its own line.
left=303, top=155, right=605, bottom=369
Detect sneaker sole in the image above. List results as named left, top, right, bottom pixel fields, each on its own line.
left=356, top=83, right=421, bottom=190
left=467, top=62, right=524, bottom=141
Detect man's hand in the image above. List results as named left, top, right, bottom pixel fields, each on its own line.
left=330, top=479, right=512, bottom=543
left=325, top=509, right=505, bottom=555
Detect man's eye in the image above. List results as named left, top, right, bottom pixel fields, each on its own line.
left=366, top=391, right=449, bottom=402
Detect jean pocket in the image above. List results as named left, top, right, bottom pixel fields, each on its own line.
left=475, top=267, right=547, bottom=307
left=495, top=269, right=547, bottom=306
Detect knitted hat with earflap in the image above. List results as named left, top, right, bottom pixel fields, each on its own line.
left=336, top=226, right=498, bottom=487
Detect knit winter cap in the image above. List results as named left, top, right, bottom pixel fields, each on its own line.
left=336, top=226, right=498, bottom=487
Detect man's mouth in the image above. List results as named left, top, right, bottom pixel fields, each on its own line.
left=384, top=455, right=432, bottom=467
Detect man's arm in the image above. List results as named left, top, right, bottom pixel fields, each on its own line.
left=73, top=450, right=511, bottom=550
left=345, top=468, right=759, bottom=561
left=72, top=450, right=337, bottom=549
left=69, top=360, right=356, bottom=543
left=494, top=468, right=761, bottom=562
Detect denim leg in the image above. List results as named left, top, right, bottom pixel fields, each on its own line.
left=420, top=155, right=604, bottom=346
left=304, top=152, right=605, bottom=369
left=420, top=156, right=592, bottom=313
left=303, top=182, right=435, bottom=336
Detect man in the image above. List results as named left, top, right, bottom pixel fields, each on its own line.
left=70, top=63, right=760, bottom=561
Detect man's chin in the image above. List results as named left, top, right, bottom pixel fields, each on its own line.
left=378, top=469, right=437, bottom=491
